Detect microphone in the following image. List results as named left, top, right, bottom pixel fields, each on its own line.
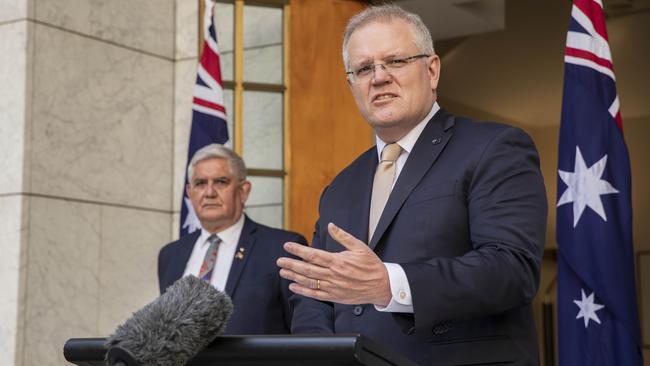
left=105, top=275, right=233, bottom=366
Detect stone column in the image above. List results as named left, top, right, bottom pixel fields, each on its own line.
left=0, top=1, right=176, bottom=365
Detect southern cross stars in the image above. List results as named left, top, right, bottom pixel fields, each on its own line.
left=557, top=146, right=619, bottom=227
left=574, top=289, right=605, bottom=328
left=182, top=197, right=202, bottom=233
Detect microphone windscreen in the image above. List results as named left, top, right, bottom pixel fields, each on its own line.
left=105, top=275, right=233, bottom=366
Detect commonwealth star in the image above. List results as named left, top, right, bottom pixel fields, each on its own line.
left=574, top=289, right=605, bottom=328
left=557, top=146, right=619, bottom=227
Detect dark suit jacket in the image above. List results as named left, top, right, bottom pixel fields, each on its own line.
left=291, top=109, right=547, bottom=366
left=158, top=215, right=307, bottom=335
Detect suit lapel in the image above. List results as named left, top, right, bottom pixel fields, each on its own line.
left=344, top=150, right=378, bottom=244
left=224, top=216, right=256, bottom=297
left=168, top=231, right=200, bottom=284
left=369, top=109, right=455, bottom=250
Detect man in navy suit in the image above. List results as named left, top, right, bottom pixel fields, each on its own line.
left=158, top=144, right=306, bottom=334
left=277, top=4, right=547, bottom=365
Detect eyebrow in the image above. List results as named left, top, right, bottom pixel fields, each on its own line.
left=192, top=176, right=231, bottom=183
left=352, top=53, right=405, bottom=66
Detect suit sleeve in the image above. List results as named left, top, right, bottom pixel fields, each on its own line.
left=279, top=232, right=308, bottom=331
left=157, top=246, right=169, bottom=294
left=401, top=126, right=547, bottom=336
left=290, top=188, right=336, bottom=334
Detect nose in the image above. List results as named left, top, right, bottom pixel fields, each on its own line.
left=205, top=182, right=218, bottom=197
left=371, top=64, right=391, bottom=84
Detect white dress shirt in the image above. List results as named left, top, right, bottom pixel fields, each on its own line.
left=375, top=102, right=440, bottom=313
left=182, top=214, right=245, bottom=291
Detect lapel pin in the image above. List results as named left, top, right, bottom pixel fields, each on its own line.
left=235, top=247, right=245, bottom=260
left=432, top=137, right=442, bottom=145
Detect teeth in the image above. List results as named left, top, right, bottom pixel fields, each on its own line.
left=375, top=94, right=394, bottom=100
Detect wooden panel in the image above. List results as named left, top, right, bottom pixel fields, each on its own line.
left=288, top=0, right=372, bottom=241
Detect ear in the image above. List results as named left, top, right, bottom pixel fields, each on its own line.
left=185, top=183, right=192, bottom=197
left=427, top=55, right=441, bottom=91
left=239, top=180, right=252, bottom=204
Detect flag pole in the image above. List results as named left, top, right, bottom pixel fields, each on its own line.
left=543, top=271, right=557, bottom=366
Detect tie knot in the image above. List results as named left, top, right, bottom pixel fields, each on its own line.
left=381, top=143, right=402, bottom=163
left=207, top=234, right=221, bottom=246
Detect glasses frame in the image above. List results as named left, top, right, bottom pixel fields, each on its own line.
left=345, top=54, right=431, bottom=84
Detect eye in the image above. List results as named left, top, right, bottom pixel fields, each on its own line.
left=215, top=178, right=230, bottom=186
left=355, top=64, right=373, bottom=76
left=193, top=179, right=207, bottom=187
left=386, top=58, right=408, bottom=67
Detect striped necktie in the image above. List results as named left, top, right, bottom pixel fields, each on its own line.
left=198, top=234, right=221, bottom=282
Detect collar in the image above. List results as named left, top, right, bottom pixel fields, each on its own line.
left=376, top=102, right=440, bottom=159
left=198, top=214, right=246, bottom=248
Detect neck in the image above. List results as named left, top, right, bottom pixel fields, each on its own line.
left=202, top=214, right=243, bottom=234
left=375, top=98, right=436, bottom=142
left=375, top=127, right=409, bottom=144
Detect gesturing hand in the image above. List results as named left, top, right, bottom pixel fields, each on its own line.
left=277, top=222, right=392, bottom=306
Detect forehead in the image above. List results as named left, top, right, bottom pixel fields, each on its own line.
left=192, top=157, right=232, bottom=177
left=347, top=19, right=418, bottom=62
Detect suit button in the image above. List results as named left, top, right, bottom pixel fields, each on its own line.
left=432, top=321, right=453, bottom=335
left=353, top=305, right=363, bottom=316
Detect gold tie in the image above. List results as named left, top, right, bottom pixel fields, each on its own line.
left=368, top=143, right=402, bottom=242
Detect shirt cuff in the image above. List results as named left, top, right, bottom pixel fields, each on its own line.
left=374, top=262, right=414, bottom=313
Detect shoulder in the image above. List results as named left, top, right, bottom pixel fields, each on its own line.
left=449, top=115, right=537, bottom=154
left=159, top=233, right=197, bottom=259
left=327, top=146, right=376, bottom=188
left=247, top=218, right=307, bottom=245
left=452, top=115, right=520, bottom=136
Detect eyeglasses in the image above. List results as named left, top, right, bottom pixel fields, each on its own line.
left=346, top=54, right=430, bottom=83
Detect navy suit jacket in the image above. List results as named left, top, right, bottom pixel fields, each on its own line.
left=290, top=109, right=547, bottom=366
left=158, top=216, right=307, bottom=334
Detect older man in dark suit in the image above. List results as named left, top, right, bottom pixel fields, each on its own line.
left=277, top=4, right=547, bottom=365
left=159, top=144, right=306, bottom=334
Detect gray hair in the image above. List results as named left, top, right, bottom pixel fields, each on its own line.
left=342, top=4, right=435, bottom=70
left=187, top=144, right=247, bottom=183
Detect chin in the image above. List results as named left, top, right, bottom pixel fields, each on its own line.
left=369, top=117, right=403, bottom=130
left=198, top=213, right=225, bottom=223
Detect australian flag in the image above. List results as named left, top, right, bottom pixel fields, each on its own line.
left=180, top=0, right=229, bottom=237
left=557, top=0, right=643, bottom=364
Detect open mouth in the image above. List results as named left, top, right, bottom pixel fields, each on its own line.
left=372, top=93, right=398, bottom=102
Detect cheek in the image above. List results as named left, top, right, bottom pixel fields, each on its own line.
left=351, top=88, right=368, bottom=106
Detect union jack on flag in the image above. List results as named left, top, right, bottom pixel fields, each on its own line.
left=556, top=0, right=643, bottom=365
left=180, top=0, right=230, bottom=237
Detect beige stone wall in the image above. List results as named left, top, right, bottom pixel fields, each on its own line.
left=0, top=1, right=178, bottom=365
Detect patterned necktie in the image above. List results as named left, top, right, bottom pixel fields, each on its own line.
left=198, top=234, right=221, bottom=282
left=368, top=143, right=402, bottom=242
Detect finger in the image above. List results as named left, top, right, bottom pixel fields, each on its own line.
left=277, top=258, right=330, bottom=280
left=283, top=242, right=335, bottom=267
left=279, top=268, right=321, bottom=290
left=288, top=283, right=331, bottom=302
left=327, top=223, right=367, bottom=251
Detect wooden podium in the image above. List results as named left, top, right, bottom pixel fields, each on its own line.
left=63, top=334, right=421, bottom=366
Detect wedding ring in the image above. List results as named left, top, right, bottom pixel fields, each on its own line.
left=316, top=279, right=321, bottom=290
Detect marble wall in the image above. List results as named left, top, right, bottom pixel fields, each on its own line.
left=1, top=1, right=291, bottom=364
left=0, top=4, right=30, bottom=364
left=0, top=0, right=176, bottom=365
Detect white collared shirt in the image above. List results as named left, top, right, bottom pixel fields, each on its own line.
left=375, top=102, right=440, bottom=313
left=182, top=214, right=245, bottom=291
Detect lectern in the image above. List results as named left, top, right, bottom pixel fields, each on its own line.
left=63, top=334, right=421, bottom=366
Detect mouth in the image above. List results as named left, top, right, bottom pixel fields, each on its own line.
left=371, top=93, right=398, bottom=103
left=202, top=203, right=221, bottom=209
